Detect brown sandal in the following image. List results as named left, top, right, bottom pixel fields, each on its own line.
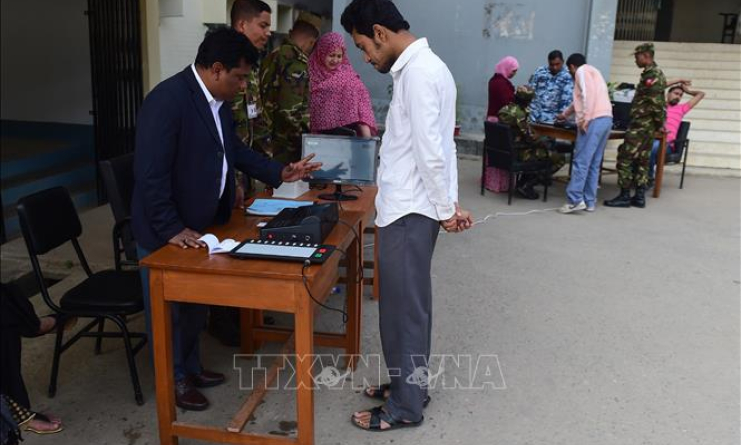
left=351, top=406, right=424, bottom=432
left=25, top=412, right=63, bottom=435
left=363, top=383, right=431, bottom=407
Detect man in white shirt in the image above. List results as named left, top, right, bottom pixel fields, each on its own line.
left=341, top=0, right=472, bottom=432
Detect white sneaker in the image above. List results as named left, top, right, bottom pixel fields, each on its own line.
left=559, top=201, right=587, bottom=214
left=585, top=205, right=596, bottom=212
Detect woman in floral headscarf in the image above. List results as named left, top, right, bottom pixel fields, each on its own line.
left=308, top=32, right=376, bottom=137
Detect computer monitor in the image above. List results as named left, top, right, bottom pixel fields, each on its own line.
left=301, top=134, right=379, bottom=201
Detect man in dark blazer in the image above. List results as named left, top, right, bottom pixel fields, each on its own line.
left=132, top=28, right=319, bottom=411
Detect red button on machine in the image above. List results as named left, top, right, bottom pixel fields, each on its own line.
left=319, top=248, right=327, bottom=253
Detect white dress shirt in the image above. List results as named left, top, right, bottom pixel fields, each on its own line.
left=375, top=38, right=458, bottom=227
left=191, top=64, right=228, bottom=198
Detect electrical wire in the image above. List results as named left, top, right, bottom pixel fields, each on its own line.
left=302, top=262, right=348, bottom=324
left=432, top=207, right=561, bottom=234
left=471, top=207, right=560, bottom=226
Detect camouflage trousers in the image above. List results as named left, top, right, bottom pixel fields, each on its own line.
left=271, top=136, right=302, bottom=165
left=518, top=140, right=566, bottom=174
left=616, top=127, right=654, bottom=189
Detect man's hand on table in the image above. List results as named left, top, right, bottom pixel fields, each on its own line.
left=169, top=228, right=206, bottom=249
left=281, top=153, right=323, bottom=182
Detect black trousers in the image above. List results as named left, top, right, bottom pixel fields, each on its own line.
left=377, top=213, right=439, bottom=422
left=0, top=284, right=41, bottom=409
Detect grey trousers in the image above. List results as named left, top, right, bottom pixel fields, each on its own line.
left=377, top=213, right=439, bottom=422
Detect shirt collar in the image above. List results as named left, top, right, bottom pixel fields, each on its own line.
left=542, top=65, right=567, bottom=78
left=191, top=64, right=222, bottom=106
left=643, top=62, right=657, bottom=72
left=390, top=38, right=429, bottom=74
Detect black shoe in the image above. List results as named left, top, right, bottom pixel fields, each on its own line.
left=175, top=377, right=209, bottom=411
left=604, top=189, right=632, bottom=208
left=631, top=187, right=646, bottom=208
left=516, top=184, right=539, bottom=200
left=192, top=369, right=226, bottom=388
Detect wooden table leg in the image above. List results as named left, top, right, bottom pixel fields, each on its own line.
left=240, top=309, right=255, bottom=355
left=294, top=287, right=315, bottom=445
left=372, top=228, right=380, bottom=301
left=252, top=310, right=264, bottom=350
left=345, top=226, right=361, bottom=370
left=653, top=133, right=667, bottom=198
left=150, top=269, right=178, bottom=445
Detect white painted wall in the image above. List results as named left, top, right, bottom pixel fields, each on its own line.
left=0, top=0, right=92, bottom=125
left=158, top=0, right=209, bottom=79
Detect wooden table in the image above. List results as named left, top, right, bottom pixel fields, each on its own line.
left=530, top=123, right=668, bottom=198
left=141, top=186, right=376, bottom=445
left=242, top=186, right=379, bottom=354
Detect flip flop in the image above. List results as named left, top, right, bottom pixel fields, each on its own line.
left=363, top=383, right=431, bottom=408
left=25, top=412, right=63, bottom=435
left=351, top=406, right=423, bottom=432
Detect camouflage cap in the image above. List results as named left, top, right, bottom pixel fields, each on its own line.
left=296, top=11, right=322, bottom=33
left=632, top=42, right=655, bottom=55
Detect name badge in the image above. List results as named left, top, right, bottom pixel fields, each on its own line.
left=247, top=103, right=258, bottom=119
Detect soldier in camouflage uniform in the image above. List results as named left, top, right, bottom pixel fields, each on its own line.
left=231, top=0, right=273, bottom=157
left=257, top=19, right=319, bottom=164
left=604, top=42, right=666, bottom=209
left=498, top=87, right=566, bottom=199
left=207, top=0, right=274, bottom=348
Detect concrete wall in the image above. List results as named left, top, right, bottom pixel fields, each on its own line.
left=159, top=0, right=208, bottom=80
left=332, top=0, right=618, bottom=131
left=586, top=0, right=619, bottom=80
left=0, top=0, right=92, bottom=125
left=157, top=0, right=334, bottom=80
left=670, top=0, right=740, bottom=43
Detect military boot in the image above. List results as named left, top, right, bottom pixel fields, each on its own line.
left=631, top=187, right=646, bottom=208
left=603, top=189, right=632, bottom=208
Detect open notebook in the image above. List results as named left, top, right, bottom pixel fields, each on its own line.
left=198, top=234, right=239, bottom=255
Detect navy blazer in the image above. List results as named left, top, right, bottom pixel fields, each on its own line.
left=132, top=67, right=284, bottom=251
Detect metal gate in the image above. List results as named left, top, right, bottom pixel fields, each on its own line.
left=86, top=0, right=143, bottom=202
left=614, top=0, right=663, bottom=41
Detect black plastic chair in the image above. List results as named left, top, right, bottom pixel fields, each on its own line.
left=99, top=153, right=137, bottom=271
left=16, top=187, right=147, bottom=405
left=665, top=121, right=691, bottom=189
left=481, top=121, right=550, bottom=205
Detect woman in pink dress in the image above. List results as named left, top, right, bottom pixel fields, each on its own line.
left=487, top=56, right=519, bottom=119
left=484, top=56, right=519, bottom=192
left=308, top=32, right=377, bottom=137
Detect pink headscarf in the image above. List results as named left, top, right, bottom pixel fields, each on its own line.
left=495, top=56, right=519, bottom=79
left=308, top=32, right=377, bottom=134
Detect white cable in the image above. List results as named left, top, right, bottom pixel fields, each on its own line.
left=364, top=207, right=561, bottom=242
left=472, top=207, right=560, bottom=226
left=439, top=207, right=560, bottom=234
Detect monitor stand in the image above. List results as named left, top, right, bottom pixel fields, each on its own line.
left=318, top=184, right=358, bottom=201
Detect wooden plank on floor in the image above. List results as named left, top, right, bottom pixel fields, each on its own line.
left=227, top=335, right=295, bottom=433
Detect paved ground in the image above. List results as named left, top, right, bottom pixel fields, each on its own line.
left=2, top=158, right=739, bottom=445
